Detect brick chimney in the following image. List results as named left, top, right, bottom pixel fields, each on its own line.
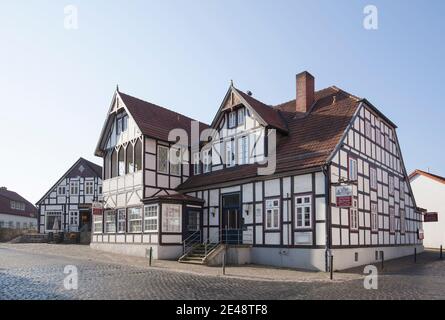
left=296, top=71, right=315, bottom=113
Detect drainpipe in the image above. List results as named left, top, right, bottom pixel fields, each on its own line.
left=322, top=164, right=332, bottom=273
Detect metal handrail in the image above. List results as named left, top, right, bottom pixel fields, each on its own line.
left=182, top=230, right=201, bottom=255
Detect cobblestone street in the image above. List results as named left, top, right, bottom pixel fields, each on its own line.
left=1, top=244, right=445, bottom=300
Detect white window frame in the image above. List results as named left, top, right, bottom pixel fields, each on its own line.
left=46, top=211, right=62, bottom=231
left=238, top=136, right=248, bottom=165
left=69, top=211, right=79, bottom=230
left=193, top=152, right=201, bottom=175
left=389, top=207, right=395, bottom=233
left=228, top=111, right=236, bottom=129
left=371, top=203, right=378, bottom=232
left=127, top=207, right=142, bottom=233
left=85, top=181, right=94, bottom=195
left=117, top=209, right=126, bottom=233
left=169, top=147, right=181, bottom=176
left=348, top=158, right=358, bottom=181
left=70, top=181, right=79, bottom=195
left=350, top=199, right=359, bottom=231
left=237, top=108, right=245, bottom=126
left=162, top=204, right=182, bottom=233
left=295, top=195, right=312, bottom=229
left=104, top=210, right=116, bottom=233
left=225, top=139, right=235, bottom=167
left=203, top=149, right=211, bottom=173
left=93, top=214, right=103, bottom=234
left=144, top=204, right=158, bottom=232
left=157, top=145, right=169, bottom=174
left=58, top=186, right=66, bottom=196
left=365, top=120, right=372, bottom=138
left=370, top=167, right=377, bottom=189
left=400, top=181, right=405, bottom=199
left=265, top=199, right=280, bottom=230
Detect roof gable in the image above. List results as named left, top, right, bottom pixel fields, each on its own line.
left=0, top=188, right=37, bottom=218
left=36, top=158, right=102, bottom=205
left=409, top=170, right=445, bottom=185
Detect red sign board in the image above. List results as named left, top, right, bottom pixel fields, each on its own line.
left=424, top=212, right=438, bottom=222
left=335, top=185, right=353, bottom=208
left=92, top=202, right=104, bottom=216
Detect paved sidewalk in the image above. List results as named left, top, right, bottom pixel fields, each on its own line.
left=0, top=243, right=360, bottom=283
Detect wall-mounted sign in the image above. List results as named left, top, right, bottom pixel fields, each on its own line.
left=417, top=229, right=424, bottom=240
left=92, top=202, right=104, bottom=216
left=424, top=212, right=438, bottom=222
left=335, top=185, right=353, bottom=208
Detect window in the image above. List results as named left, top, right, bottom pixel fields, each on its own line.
left=225, top=139, right=235, bottom=167
left=400, top=181, right=405, bottom=199
left=162, top=204, right=181, bottom=233
left=0, top=221, right=4, bottom=228
left=111, top=149, right=118, bottom=178
left=389, top=207, right=395, bottom=233
left=385, top=135, right=390, bottom=151
left=16, top=222, right=20, bottom=229
left=126, top=143, right=134, bottom=174
left=203, top=149, right=211, bottom=173
left=10, top=201, right=25, bottom=211
left=370, top=167, right=377, bottom=189
left=85, top=181, right=94, bottom=195
left=157, top=145, right=169, bottom=174
left=122, top=115, right=128, bottom=132
left=348, top=158, right=358, bottom=181
left=58, top=186, right=66, bottom=195
left=70, top=181, right=79, bottom=195
left=265, top=199, right=280, bottom=230
left=144, top=205, right=158, bottom=232
left=365, top=121, right=371, bottom=138
left=237, top=108, right=245, bottom=126
left=118, top=147, right=125, bottom=176
left=371, top=203, right=378, bottom=232
left=23, top=222, right=28, bottom=229
left=170, top=148, right=181, bottom=176
left=193, top=152, right=201, bottom=175
left=128, top=207, right=142, bottom=233
left=134, top=140, right=142, bottom=171
left=389, top=175, right=395, bottom=195
left=238, top=136, right=248, bottom=165
left=117, top=209, right=126, bottom=233
left=228, top=111, right=236, bottom=128
left=69, top=211, right=79, bottom=227
left=104, top=151, right=111, bottom=179
left=8, top=221, right=13, bottom=228
left=350, top=199, right=359, bottom=231
left=93, top=214, right=103, bottom=233
left=295, top=196, right=312, bottom=228
left=46, top=211, right=62, bottom=231
left=400, top=209, right=406, bottom=234
left=105, top=210, right=116, bottom=233
left=117, top=118, right=122, bottom=135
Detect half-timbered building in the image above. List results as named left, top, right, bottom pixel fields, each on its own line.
left=91, top=71, right=423, bottom=271
left=36, top=158, right=102, bottom=238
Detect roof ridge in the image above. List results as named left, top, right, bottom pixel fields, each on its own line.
left=118, top=91, right=205, bottom=124
left=330, top=85, right=361, bottom=102
left=409, top=169, right=445, bottom=184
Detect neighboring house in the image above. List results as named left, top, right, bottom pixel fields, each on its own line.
left=36, top=158, right=103, bottom=234
left=91, top=71, right=423, bottom=271
left=0, top=187, right=37, bottom=230
left=409, top=170, right=445, bottom=249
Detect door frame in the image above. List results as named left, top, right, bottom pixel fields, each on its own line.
left=221, top=192, right=242, bottom=244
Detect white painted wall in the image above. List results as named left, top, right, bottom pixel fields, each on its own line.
left=0, top=213, right=37, bottom=230
left=410, top=175, right=445, bottom=248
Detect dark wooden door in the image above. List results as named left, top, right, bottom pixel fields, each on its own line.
left=221, top=193, right=242, bottom=244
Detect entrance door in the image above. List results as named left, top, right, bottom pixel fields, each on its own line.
left=79, top=210, right=91, bottom=232
left=222, top=193, right=242, bottom=244
left=185, top=207, right=202, bottom=242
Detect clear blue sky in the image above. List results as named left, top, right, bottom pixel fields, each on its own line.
left=1, top=0, right=444, bottom=203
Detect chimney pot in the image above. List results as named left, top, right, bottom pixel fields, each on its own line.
left=296, top=71, right=315, bottom=113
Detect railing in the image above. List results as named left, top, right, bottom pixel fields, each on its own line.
left=182, top=230, right=201, bottom=255
left=204, top=228, right=253, bottom=254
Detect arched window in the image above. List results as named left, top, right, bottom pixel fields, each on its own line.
left=134, top=140, right=142, bottom=172
left=126, top=143, right=134, bottom=174
left=111, top=149, right=118, bottom=178
left=118, top=147, right=125, bottom=176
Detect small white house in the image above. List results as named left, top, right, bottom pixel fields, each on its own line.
left=409, top=170, right=445, bottom=249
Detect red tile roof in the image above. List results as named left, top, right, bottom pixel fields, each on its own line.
left=118, top=91, right=209, bottom=143
left=409, top=170, right=445, bottom=185
left=0, top=188, right=37, bottom=218
left=178, top=86, right=361, bottom=190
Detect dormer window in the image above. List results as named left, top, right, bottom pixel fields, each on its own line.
left=228, top=111, right=236, bottom=129
left=237, top=108, right=245, bottom=126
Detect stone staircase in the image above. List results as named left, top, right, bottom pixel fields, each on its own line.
left=178, top=243, right=221, bottom=265
left=9, top=233, right=48, bottom=244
